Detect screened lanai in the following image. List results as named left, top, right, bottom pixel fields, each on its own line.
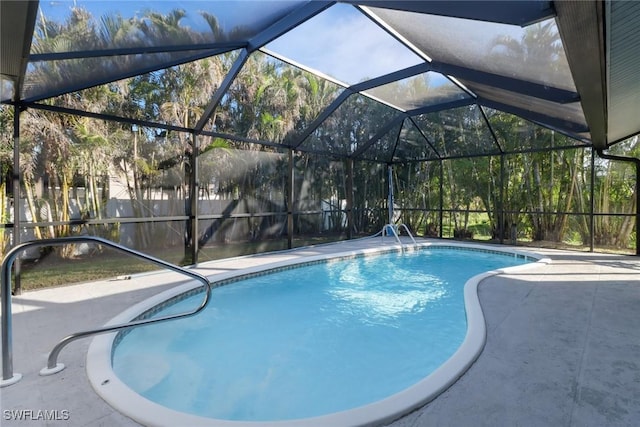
left=1, top=0, right=640, bottom=290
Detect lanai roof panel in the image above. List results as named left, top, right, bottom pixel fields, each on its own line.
left=366, top=7, right=576, bottom=92
left=362, top=72, right=471, bottom=112
left=2, top=1, right=637, bottom=151
left=208, top=51, right=345, bottom=146
left=265, top=3, right=424, bottom=86
left=22, top=50, right=228, bottom=102
left=1, top=78, right=13, bottom=102
left=22, top=1, right=304, bottom=101
left=42, top=51, right=241, bottom=126
left=298, top=93, right=401, bottom=157
left=358, top=121, right=404, bottom=163
left=483, top=108, right=590, bottom=153
left=392, top=118, right=440, bottom=162
left=462, top=80, right=589, bottom=138
left=413, top=105, right=500, bottom=158
left=33, top=0, right=303, bottom=53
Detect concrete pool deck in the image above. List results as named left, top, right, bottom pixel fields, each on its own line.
left=1, top=238, right=639, bottom=426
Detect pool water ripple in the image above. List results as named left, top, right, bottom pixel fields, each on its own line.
left=109, top=247, right=530, bottom=422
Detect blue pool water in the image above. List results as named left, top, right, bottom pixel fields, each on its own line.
left=112, top=248, right=528, bottom=422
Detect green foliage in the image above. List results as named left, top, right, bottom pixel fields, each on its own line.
left=6, top=6, right=639, bottom=259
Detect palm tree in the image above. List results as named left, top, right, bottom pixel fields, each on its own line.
left=489, top=20, right=569, bottom=88
left=488, top=22, right=578, bottom=242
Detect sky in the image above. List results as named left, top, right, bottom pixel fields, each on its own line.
left=39, top=1, right=302, bottom=36
left=266, top=3, right=424, bottom=85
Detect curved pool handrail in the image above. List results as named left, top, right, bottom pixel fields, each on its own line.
left=1, top=236, right=212, bottom=386
left=380, top=223, right=417, bottom=247
left=398, top=224, right=417, bottom=245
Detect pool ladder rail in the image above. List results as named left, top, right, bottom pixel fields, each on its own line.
left=1, top=236, right=212, bottom=388
left=380, top=223, right=418, bottom=248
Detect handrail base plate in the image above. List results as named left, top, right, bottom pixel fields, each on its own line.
left=40, top=363, right=64, bottom=376
left=1, top=373, right=22, bottom=387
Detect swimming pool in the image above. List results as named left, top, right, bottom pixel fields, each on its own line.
left=87, top=243, right=546, bottom=427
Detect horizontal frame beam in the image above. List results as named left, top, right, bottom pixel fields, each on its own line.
left=429, top=61, right=580, bottom=104
left=29, top=43, right=246, bottom=62
left=22, top=102, right=193, bottom=134
left=344, top=1, right=555, bottom=26
left=478, top=98, right=589, bottom=134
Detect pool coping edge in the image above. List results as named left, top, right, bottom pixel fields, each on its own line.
left=86, top=241, right=550, bottom=427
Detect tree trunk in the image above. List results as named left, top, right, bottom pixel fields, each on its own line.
left=23, top=178, right=43, bottom=239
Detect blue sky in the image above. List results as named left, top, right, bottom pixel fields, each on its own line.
left=39, top=1, right=301, bottom=35
left=266, top=3, right=424, bottom=85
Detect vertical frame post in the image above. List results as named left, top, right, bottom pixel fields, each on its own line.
left=346, top=158, right=354, bottom=240
left=499, top=153, right=505, bottom=244
left=12, top=104, right=21, bottom=295
left=439, top=159, right=444, bottom=238
left=287, top=149, right=294, bottom=249
left=387, top=164, right=394, bottom=225
left=185, top=133, right=199, bottom=264
left=191, top=133, right=199, bottom=264
left=590, top=148, right=595, bottom=252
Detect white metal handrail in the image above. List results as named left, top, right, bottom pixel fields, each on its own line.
left=398, top=224, right=418, bottom=245
left=1, top=236, right=212, bottom=387
left=381, top=223, right=417, bottom=246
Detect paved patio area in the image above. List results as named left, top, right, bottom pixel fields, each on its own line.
left=1, top=238, right=639, bottom=426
